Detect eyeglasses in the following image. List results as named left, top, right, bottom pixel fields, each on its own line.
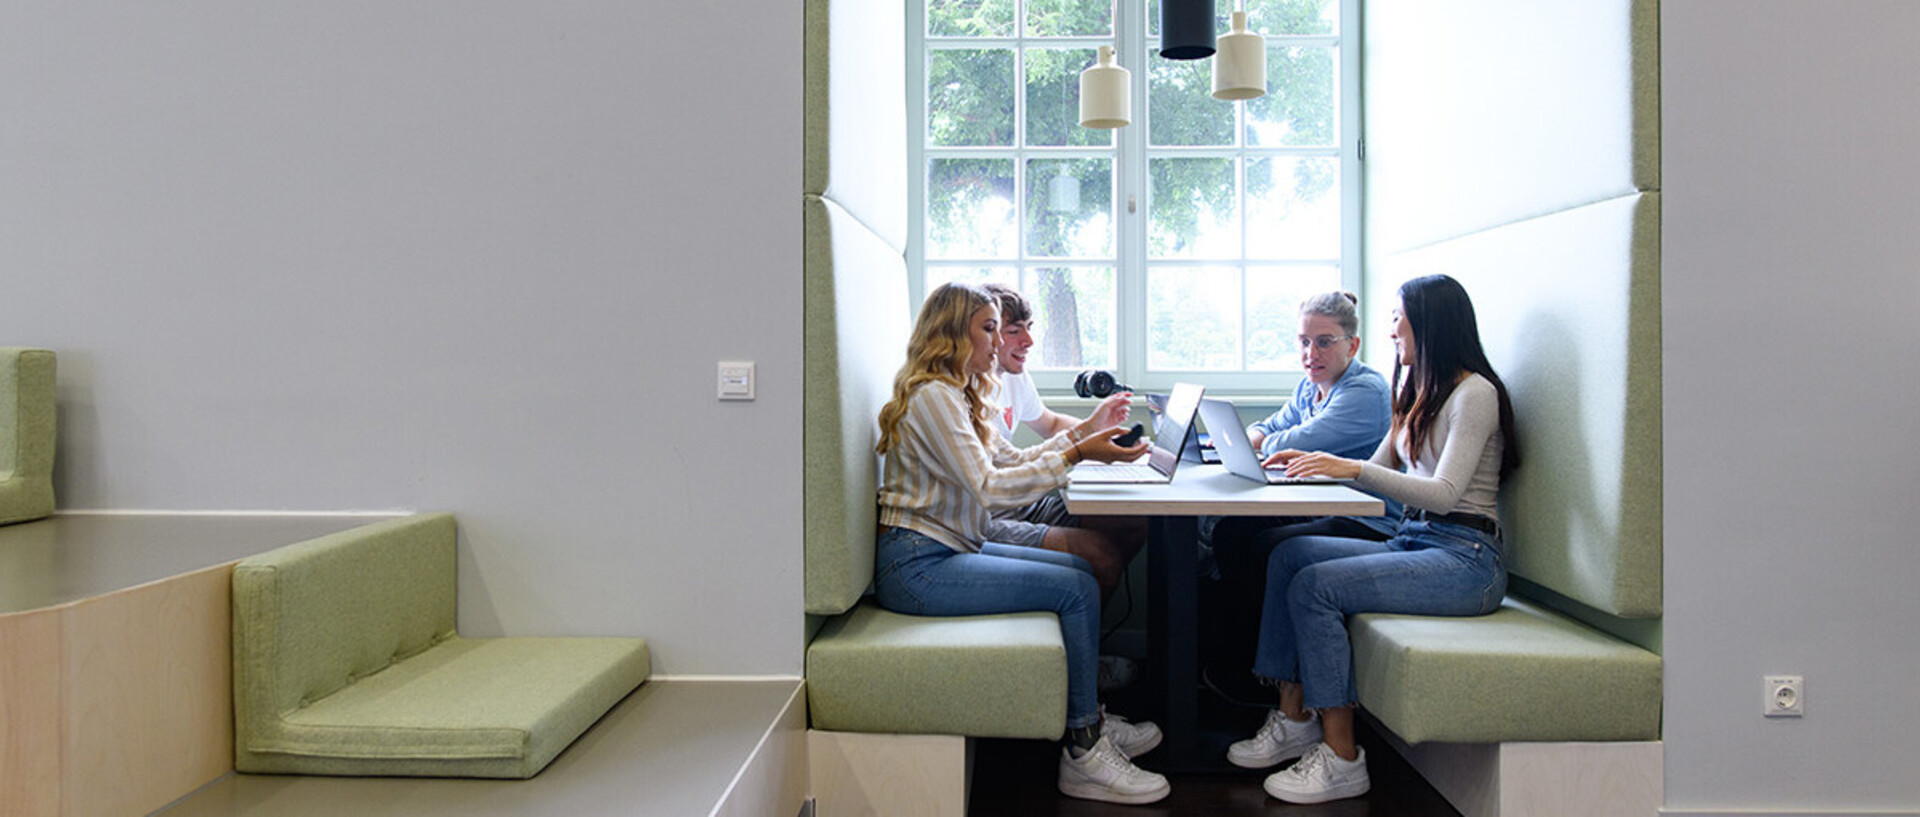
left=1297, top=334, right=1352, bottom=351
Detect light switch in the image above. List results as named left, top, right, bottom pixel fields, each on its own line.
left=718, top=361, right=755, bottom=401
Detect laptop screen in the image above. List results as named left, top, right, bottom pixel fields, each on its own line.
left=1145, top=383, right=1204, bottom=475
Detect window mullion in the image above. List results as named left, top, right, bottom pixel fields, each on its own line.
left=1118, top=0, right=1150, bottom=389
left=1342, top=0, right=1366, bottom=305
left=907, top=1, right=927, bottom=308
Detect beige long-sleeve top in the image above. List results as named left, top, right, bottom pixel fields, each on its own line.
left=1354, top=373, right=1505, bottom=521
left=878, top=380, right=1076, bottom=552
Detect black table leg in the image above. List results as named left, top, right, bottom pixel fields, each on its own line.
left=1146, top=514, right=1200, bottom=763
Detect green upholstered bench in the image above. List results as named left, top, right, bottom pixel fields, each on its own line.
left=1352, top=597, right=1661, bottom=745
left=799, top=1, right=1067, bottom=810
left=807, top=601, right=1067, bottom=738
left=0, top=347, right=56, bottom=527
left=232, top=512, right=650, bottom=779
left=799, top=191, right=1072, bottom=745
left=1348, top=3, right=1664, bottom=813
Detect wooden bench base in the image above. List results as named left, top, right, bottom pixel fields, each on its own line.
left=0, top=513, right=380, bottom=817
left=807, top=731, right=970, bottom=817
left=1371, top=713, right=1662, bottom=817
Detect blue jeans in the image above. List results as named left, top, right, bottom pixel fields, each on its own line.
left=873, top=527, right=1102, bottom=729
left=1252, top=518, right=1506, bottom=710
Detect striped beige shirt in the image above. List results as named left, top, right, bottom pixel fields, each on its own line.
left=878, top=380, right=1075, bottom=552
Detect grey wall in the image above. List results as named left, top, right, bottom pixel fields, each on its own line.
left=1664, top=2, right=1920, bottom=812
left=0, top=1, right=805, bottom=675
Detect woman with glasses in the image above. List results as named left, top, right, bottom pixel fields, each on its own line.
left=873, top=282, right=1172, bottom=805
left=1246, top=291, right=1392, bottom=462
left=1203, top=291, right=1396, bottom=707
left=1228, top=274, right=1521, bottom=804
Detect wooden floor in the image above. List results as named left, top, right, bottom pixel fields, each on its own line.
left=968, top=698, right=1463, bottom=817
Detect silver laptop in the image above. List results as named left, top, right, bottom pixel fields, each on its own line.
left=1146, top=392, right=1217, bottom=464
left=1197, top=398, right=1346, bottom=485
left=1069, top=382, right=1205, bottom=484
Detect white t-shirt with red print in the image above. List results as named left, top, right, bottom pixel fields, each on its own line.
left=985, top=370, right=1047, bottom=441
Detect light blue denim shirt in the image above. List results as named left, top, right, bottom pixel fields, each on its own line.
left=1249, top=359, right=1400, bottom=533
left=1250, top=359, right=1391, bottom=460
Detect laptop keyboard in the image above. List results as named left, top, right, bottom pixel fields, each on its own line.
left=1076, top=462, right=1163, bottom=481
left=1265, top=468, right=1338, bottom=484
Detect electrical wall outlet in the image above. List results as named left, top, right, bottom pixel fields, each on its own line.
left=1764, top=675, right=1804, bottom=717
left=718, top=361, right=755, bottom=401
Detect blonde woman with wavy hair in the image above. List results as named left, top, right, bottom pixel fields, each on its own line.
left=874, top=282, right=999, bottom=458
left=872, top=282, right=1171, bottom=805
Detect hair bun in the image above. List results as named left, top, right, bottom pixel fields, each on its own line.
left=1340, top=291, right=1359, bottom=305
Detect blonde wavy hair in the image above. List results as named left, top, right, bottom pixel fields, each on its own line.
left=876, top=282, right=999, bottom=455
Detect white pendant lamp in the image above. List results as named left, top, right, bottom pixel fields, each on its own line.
left=1078, top=46, right=1131, bottom=129
left=1211, top=10, right=1267, bottom=100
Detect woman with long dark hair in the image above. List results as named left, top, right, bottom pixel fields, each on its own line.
left=1226, top=274, right=1520, bottom=804
left=874, top=282, right=1172, bottom=805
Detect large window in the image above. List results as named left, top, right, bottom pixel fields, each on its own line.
left=911, top=0, right=1360, bottom=393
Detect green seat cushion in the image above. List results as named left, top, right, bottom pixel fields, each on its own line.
left=243, top=636, right=649, bottom=779
left=233, top=513, right=650, bottom=779
left=1351, top=596, right=1661, bottom=744
left=807, top=601, right=1066, bottom=739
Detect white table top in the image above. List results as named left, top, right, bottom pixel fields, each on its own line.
left=1063, top=463, right=1386, bottom=517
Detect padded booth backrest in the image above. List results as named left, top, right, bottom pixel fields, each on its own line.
left=804, top=199, right=909, bottom=615
left=1365, top=0, right=1662, bottom=621
left=232, top=513, right=458, bottom=720
left=0, top=347, right=57, bottom=526
left=804, top=0, right=906, bottom=250
left=802, top=0, right=909, bottom=617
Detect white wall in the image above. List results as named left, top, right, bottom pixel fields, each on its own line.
left=1664, top=2, right=1920, bottom=812
left=0, top=1, right=804, bottom=675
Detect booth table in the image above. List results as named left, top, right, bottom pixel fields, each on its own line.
left=1065, top=464, right=1384, bottom=768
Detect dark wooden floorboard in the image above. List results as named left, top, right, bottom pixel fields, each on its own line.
left=968, top=695, right=1462, bottom=817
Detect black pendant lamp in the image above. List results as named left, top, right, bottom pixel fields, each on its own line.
left=1159, top=0, right=1216, bottom=60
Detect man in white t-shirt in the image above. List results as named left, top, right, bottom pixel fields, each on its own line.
left=981, top=284, right=1148, bottom=601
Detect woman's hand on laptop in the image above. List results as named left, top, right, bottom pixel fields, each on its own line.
left=1260, top=449, right=1302, bottom=469
left=1265, top=449, right=1361, bottom=480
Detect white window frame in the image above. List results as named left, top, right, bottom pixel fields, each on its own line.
left=908, top=0, right=1363, bottom=396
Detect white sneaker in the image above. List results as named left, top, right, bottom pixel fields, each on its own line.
left=1099, top=707, right=1162, bottom=757
left=1227, top=708, right=1322, bottom=768
left=1263, top=742, right=1371, bottom=804
left=1057, top=735, right=1172, bottom=805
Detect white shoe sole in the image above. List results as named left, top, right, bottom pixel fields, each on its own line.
left=1228, top=744, right=1320, bottom=770
left=1059, top=778, right=1172, bottom=805
left=1263, top=775, right=1370, bottom=804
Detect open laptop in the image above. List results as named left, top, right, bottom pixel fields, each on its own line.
left=1069, top=382, right=1205, bottom=484
left=1149, top=392, right=1218, bottom=464
left=1197, top=397, right=1347, bottom=485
